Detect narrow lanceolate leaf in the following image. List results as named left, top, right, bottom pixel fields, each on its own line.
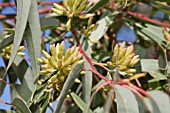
left=144, top=90, right=170, bottom=113
left=81, top=39, right=92, bottom=103
left=54, top=64, right=83, bottom=113
left=0, top=34, right=14, bottom=51
left=0, top=67, right=6, bottom=97
left=0, top=30, right=4, bottom=41
left=26, top=0, right=41, bottom=78
left=115, top=85, right=139, bottom=113
left=12, top=84, right=32, bottom=103
left=6, top=0, right=32, bottom=72
left=12, top=98, right=31, bottom=113
left=70, top=92, right=94, bottom=113
left=0, top=109, right=17, bottom=113
left=40, top=18, right=61, bottom=31
left=88, top=0, right=109, bottom=13
left=12, top=55, right=34, bottom=92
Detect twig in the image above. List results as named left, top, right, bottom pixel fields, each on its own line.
left=127, top=11, right=170, bottom=28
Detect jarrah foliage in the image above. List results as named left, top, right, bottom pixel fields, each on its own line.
left=0, top=0, right=170, bottom=113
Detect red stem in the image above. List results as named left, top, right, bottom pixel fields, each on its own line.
left=127, top=11, right=170, bottom=28
left=0, top=1, right=62, bottom=7
left=71, top=29, right=111, bottom=82
left=83, top=68, right=112, bottom=82
left=0, top=98, right=11, bottom=105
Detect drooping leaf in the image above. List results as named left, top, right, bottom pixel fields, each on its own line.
left=0, top=109, right=17, bottom=113
left=26, top=0, right=41, bottom=78
left=0, top=30, right=4, bottom=41
left=54, top=64, right=83, bottom=113
left=40, top=18, right=61, bottom=31
left=88, top=0, right=110, bottom=13
left=147, top=90, right=170, bottom=113
left=6, top=0, right=32, bottom=72
left=70, top=92, right=94, bottom=113
left=12, top=55, right=34, bottom=92
left=0, top=34, right=14, bottom=51
left=149, top=70, right=167, bottom=80
left=135, top=23, right=168, bottom=49
left=12, top=98, right=31, bottom=113
left=81, top=39, right=92, bottom=103
left=115, top=85, right=139, bottom=113
left=150, top=1, right=170, bottom=15
left=11, top=84, right=32, bottom=103
left=140, top=59, right=159, bottom=72
left=0, top=67, right=6, bottom=97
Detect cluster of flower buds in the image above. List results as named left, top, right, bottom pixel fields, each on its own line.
left=81, top=17, right=98, bottom=38
left=107, top=42, right=140, bottom=76
left=0, top=35, right=25, bottom=59
left=162, top=28, right=170, bottom=45
left=37, top=41, right=84, bottom=92
left=52, top=0, right=94, bottom=31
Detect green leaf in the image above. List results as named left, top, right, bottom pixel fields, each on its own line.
left=12, top=98, right=31, bottom=113
left=89, top=17, right=109, bottom=43
left=12, top=55, right=34, bottom=92
left=81, top=39, right=92, bottom=103
left=149, top=70, right=167, bottom=80
left=11, top=84, right=32, bottom=103
left=147, top=90, right=170, bottom=113
left=40, top=18, right=61, bottom=31
left=53, top=64, right=83, bottom=113
left=70, top=92, right=94, bottom=113
left=136, top=23, right=168, bottom=49
left=6, top=0, right=32, bottom=72
left=0, top=109, right=17, bottom=113
left=0, top=30, right=4, bottom=41
left=115, top=85, right=139, bottom=113
left=0, top=34, right=14, bottom=51
left=150, top=1, right=170, bottom=15
left=25, top=0, right=41, bottom=78
left=88, top=0, right=109, bottom=13
left=140, top=59, right=159, bottom=72
left=0, top=67, right=6, bottom=97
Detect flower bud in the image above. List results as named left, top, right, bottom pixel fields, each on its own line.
left=125, top=45, right=134, bottom=56
left=162, top=28, right=170, bottom=43
left=52, top=8, right=63, bottom=15
left=42, top=50, right=51, bottom=59
left=79, top=14, right=95, bottom=19
left=17, top=52, right=25, bottom=57
left=53, top=3, right=65, bottom=11
left=88, top=17, right=93, bottom=27
left=119, top=42, right=126, bottom=52
left=66, top=19, right=71, bottom=31
left=114, top=44, right=119, bottom=55
left=18, top=46, right=25, bottom=52
left=37, top=58, right=43, bottom=63
left=119, top=66, right=127, bottom=71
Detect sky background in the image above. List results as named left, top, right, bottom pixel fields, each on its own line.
left=0, top=0, right=164, bottom=112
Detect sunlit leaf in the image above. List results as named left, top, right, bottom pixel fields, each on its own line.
left=26, top=0, right=41, bottom=78
left=12, top=98, right=31, bottom=113
left=6, top=0, right=32, bottom=72
left=81, top=39, right=92, bottom=103
left=70, top=92, right=94, bottom=113
left=115, top=85, right=139, bottom=113
left=54, top=64, right=83, bottom=113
